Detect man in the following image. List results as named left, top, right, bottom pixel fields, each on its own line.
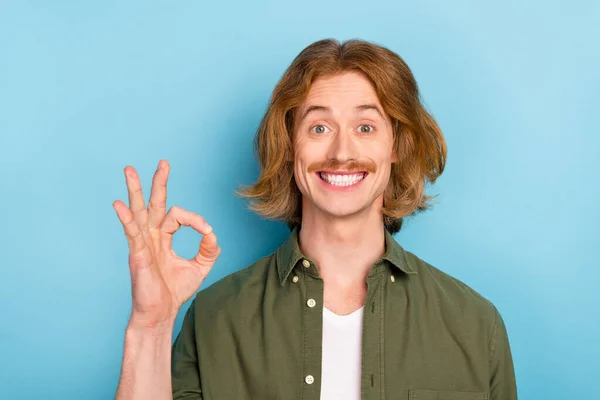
left=114, top=39, right=517, bottom=400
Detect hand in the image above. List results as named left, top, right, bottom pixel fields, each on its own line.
left=112, top=160, right=220, bottom=329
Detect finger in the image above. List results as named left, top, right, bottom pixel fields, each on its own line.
left=148, top=160, right=169, bottom=230
left=160, top=206, right=211, bottom=251
left=124, top=166, right=149, bottom=233
left=112, top=200, right=147, bottom=255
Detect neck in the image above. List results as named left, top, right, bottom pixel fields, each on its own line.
left=298, top=199, right=386, bottom=287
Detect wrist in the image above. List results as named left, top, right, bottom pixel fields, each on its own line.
left=126, top=313, right=177, bottom=337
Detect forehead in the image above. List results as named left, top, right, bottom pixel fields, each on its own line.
left=300, top=71, right=382, bottom=112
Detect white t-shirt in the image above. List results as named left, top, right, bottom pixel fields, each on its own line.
left=320, top=306, right=364, bottom=400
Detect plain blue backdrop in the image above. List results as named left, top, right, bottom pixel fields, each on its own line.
left=1, top=1, right=598, bottom=399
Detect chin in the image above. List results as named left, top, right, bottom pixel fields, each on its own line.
left=314, top=201, right=369, bottom=220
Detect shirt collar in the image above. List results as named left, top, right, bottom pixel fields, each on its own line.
left=276, top=226, right=418, bottom=285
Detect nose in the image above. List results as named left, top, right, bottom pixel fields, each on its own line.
left=326, top=129, right=359, bottom=164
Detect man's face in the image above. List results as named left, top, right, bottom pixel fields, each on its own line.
left=293, top=71, right=396, bottom=222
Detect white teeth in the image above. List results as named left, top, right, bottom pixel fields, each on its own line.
left=319, top=173, right=365, bottom=187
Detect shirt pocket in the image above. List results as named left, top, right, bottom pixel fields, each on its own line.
left=409, top=389, right=489, bottom=400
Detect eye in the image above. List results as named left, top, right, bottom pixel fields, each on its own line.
left=357, top=124, right=375, bottom=134
left=311, top=124, right=330, bottom=134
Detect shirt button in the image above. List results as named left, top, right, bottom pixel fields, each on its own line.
left=307, top=298, right=316, bottom=308
left=390, top=275, right=395, bottom=283
left=305, top=375, right=314, bottom=384
left=292, top=276, right=299, bottom=283
left=302, top=259, right=311, bottom=268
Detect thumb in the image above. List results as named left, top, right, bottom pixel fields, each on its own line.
left=193, top=227, right=221, bottom=265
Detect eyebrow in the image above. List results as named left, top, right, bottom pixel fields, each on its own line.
left=299, top=104, right=384, bottom=121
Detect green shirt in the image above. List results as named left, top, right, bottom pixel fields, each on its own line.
left=171, top=227, right=517, bottom=399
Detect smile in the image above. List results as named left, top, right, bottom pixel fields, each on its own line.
left=318, top=172, right=366, bottom=187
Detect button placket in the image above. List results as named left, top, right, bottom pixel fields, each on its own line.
left=300, top=259, right=323, bottom=399
left=361, top=273, right=384, bottom=398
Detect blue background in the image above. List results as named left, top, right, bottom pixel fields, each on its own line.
left=1, top=1, right=598, bottom=398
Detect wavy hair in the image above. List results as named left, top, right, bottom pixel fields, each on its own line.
left=236, top=38, right=447, bottom=234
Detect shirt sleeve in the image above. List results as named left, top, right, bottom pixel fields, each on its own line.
left=489, top=305, right=518, bottom=400
left=171, top=297, right=203, bottom=399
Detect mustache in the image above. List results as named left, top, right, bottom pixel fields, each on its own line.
left=307, top=159, right=376, bottom=173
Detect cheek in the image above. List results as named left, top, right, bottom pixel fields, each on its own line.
left=379, top=165, right=393, bottom=184
left=378, top=136, right=396, bottom=162
left=372, top=147, right=394, bottom=186
left=293, top=135, right=309, bottom=160
left=292, top=144, right=311, bottom=192
left=294, top=137, right=325, bottom=167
